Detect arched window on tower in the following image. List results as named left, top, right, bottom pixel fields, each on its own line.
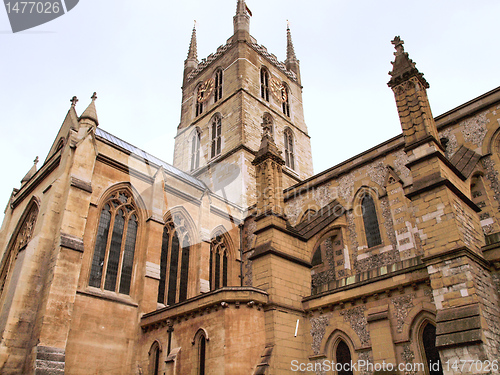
left=211, top=115, right=222, bottom=158
left=193, top=329, right=208, bottom=375
left=335, top=340, right=354, bottom=375
left=361, top=194, right=382, bottom=248
left=191, top=130, right=201, bottom=171
left=158, top=215, right=191, bottom=306
left=89, top=190, right=138, bottom=295
left=284, top=128, right=295, bottom=170
left=214, top=69, right=223, bottom=102
left=195, top=84, right=204, bottom=117
left=260, top=68, right=269, bottom=101
left=209, top=234, right=229, bottom=291
left=282, top=84, right=290, bottom=117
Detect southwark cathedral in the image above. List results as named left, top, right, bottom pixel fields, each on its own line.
left=1, top=1, right=500, bottom=374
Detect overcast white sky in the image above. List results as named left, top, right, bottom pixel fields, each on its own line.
left=1, top=0, right=499, bottom=222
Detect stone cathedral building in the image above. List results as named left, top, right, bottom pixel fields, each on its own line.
left=1, top=1, right=500, bottom=374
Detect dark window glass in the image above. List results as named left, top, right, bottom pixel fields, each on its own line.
left=214, top=69, right=223, bottom=102
left=211, top=116, right=222, bottom=158
left=89, top=193, right=138, bottom=295
left=209, top=250, right=213, bottom=291
left=282, top=86, right=290, bottom=117
left=104, top=210, right=125, bottom=291
left=153, top=345, right=160, bottom=375
left=311, top=247, right=322, bottom=267
left=119, top=214, right=137, bottom=294
left=179, top=237, right=190, bottom=302
left=336, top=341, right=353, bottom=375
left=423, top=324, right=443, bottom=375
left=362, top=194, right=382, bottom=248
left=167, top=233, right=180, bottom=305
left=260, top=68, right=269, bottom=101
left=284, top=129, right=295, bottom=170
left=199, top=336, right=206, bottom=375
left=214, top=250, right=220, bottom=290
left=89, top=205, right=111, bottom=288
left=222, top=253, right=228, bottom=287
left=158, top=227, right=170, bottom=304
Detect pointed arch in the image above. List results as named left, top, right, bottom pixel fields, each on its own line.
left=260, top=67, right=270, bottom=101
left=322, top=327, right=360, bottom=357
left=353, top=186, right=383, bottom=249
left=210, top=113, right=222, bottom=159
left=262, top=112, right=274, bottom=136
left=195, top=82, right=204, bottom=117
left=284, top=127, right=295, bottom=170
left=148, top=340, right=162, bottom=375
left=158, top=207, right=197, bottom=305
left=190, top=127, right=201, bottom=171
left=282, top=82, right=290, bottom=117
left=214, top=68, right=223, bottom=102
left=209, top=226, right=234, bottom=291
left=409, top=310, right=442, bottom=375
left=89, top=185, right=142, bottom=295
left=192, top=328, right=209, bottom=375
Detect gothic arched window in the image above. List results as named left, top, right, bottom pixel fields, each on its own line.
left=89, top=190, right=138, bottom=295
left=211, top=115, right=222, bottom=158
left=282, top=84, right=290, bottom=117
left=209, top=234, right=229, bottom=291
left=149, top=341, right=161, bottom=375
left=158, top=215, right=191, bottom=305
left=191, top=130, right=201, bottom=171
left=198, top=335, right=206, bottom=375
left=195, top=84, right=204, bottom=117
left=335, top=340, right=353, bottom=375
left=260, top=68, right=269, bottom=101
left=284, top=128, right=295, bottom=170
left=214, top=69, right=223, bottom=102
left=361, top=194, right=382, bottom=248
left=422, top=323, right=443, bottom=375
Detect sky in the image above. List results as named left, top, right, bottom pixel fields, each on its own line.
left=1, top=0, right=499, bottom=222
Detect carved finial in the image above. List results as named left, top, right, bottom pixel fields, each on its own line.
left=391, top=36, right=405, bottom=56
left=70, top=96, right=78, bottom=107
left=91, top=92, right=97, bottom=101
left=34, top=156, right=39, bottom=165
left=287, top=20, right=290, bottom=29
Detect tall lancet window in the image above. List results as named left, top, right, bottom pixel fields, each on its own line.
left=195, top=84, right=204, bottom=117
left=209, top=234, right=229, bottom=291
left=260, top=68, right=269, bottom=101
left=284, top=128, right=295, bottom=170
left=282, top=84, right=290, bottom=117
left=211, top=115, right=222, bottom=158
left=158, top=215, right=191, bottom=306
left=191, top=130, right=201, bottom=171
left=214, top=69, right=223, bottom=102
left=361, top=194, right=382, bottom=248
left=89, top=190, right=138, bottom=295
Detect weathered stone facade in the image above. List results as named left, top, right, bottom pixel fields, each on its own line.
left=1, top=3, right=500, bottom=375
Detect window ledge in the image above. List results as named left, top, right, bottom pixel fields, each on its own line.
left=78, top=288, right=138, bottom=308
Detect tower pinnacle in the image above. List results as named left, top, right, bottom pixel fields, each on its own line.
left=233, top=0, right=250, bottom=41
left=285, top=22, right=301, bottom=84
left=387, top=36, right=428, bottom=89
left=184, top=22, right=199, bottom=85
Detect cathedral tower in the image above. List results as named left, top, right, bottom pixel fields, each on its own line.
left=172, top=0, right=313, bottom=208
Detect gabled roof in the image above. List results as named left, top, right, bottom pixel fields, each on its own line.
left=95, top=128, right=207, bottom=190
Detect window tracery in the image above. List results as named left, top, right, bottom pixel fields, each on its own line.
left=89, top=190, right=138, bottom=295
left=158, top=214, right=191, bottom=305
left=211, top=115, right=222, bottom=158
left=284, top=128, right=295, bottom=170
left=209, top=234, right=228, bottom=291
